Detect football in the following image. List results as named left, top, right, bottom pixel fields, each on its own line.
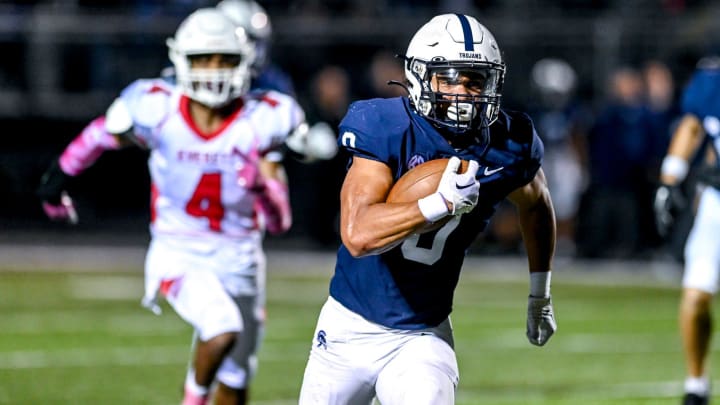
left=386, top=158, right=469, bottom=233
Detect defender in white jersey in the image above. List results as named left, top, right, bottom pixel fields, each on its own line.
left=36, top=8, right=303, bottom=405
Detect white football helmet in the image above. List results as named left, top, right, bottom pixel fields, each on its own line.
left=531, top=58, right=577, bottom=109
left=167, top=8, right=255, bottom=108
left=217, top=0, right=272, bottom=75
left=404, top=14, right=505, bottom=134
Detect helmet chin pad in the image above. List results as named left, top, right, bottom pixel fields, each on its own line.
left=417, top=92, right=497, bottom=133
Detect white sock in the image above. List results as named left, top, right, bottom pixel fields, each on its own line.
left=184, top=370, right=209, bottom=397
left=684, top=376, right=710, bottom=395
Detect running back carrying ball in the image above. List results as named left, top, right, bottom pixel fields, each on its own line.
left=387, top=158, right=471, bottom=233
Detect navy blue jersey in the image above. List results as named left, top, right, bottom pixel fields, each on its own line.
left=330, top=97, right=543, bottom=329
left=682, top=67, right=720, bottom=168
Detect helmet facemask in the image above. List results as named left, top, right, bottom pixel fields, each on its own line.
left=167, top=8, right=256, bottom=108
left=171, top=51, right=252, bottom=108
left=408, top=58, right=504, bottom=134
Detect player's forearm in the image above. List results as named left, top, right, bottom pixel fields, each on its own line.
left=341, top=202, right=428, bottom=257
left=518, top=195, right=556, bottom=273
left=660, top=114, right=703, bottom=185
left=59, top=116, right=122, bottom=176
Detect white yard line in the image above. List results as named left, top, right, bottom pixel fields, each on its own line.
left=0, top=345, right=189, bottom=369
left=67, top=274, right=142, bottom=299
left=0, top=243, right=683, bottom=289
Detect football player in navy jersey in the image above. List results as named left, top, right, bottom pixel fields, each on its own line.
left=299, top=13, right=557, bottom=405
left=216, top=0, right=296, bottom=97
left=654, top=57, right=720, bottom=405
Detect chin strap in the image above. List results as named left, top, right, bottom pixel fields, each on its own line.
left=387, top=80, right=410, bottom=95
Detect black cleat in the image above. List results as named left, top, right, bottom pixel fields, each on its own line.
left=683, top=393, right=709, bottom=405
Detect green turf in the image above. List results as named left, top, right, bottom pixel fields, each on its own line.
left=0, top=265, right=714, bottom=404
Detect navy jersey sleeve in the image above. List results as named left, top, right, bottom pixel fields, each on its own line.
left=682, top=71, right=705, bottom=116
left=338, top=98, right=410, bottom=169
left=511, top=111, right=544, bottom=184
left=681, top=69, right=720, bottom=117
left=485, top=110, right=544, bottom=194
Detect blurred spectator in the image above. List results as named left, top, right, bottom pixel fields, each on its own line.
left=366, top=50, right=407, bottom=99
left=576, top=66, right=658, bottom=258
left=643, top=59, right=680, bottom=159
left=526, top=58, right=591, bottom=256
left=309, top=65, right=352, bottom=125
left=642, top=59, right=684, bottom=249
left=285, top=64, right=353, bottom=247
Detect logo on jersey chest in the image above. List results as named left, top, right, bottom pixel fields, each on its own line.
left=407, top=154, right=426, bottom=169
left=483, top=166, right=504, bottom=176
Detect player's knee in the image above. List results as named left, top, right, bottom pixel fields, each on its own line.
left=212, top=332, right=237, bottom=351
left=196, top=304, right=243, bottom=342
left=682, top=289, right=713, bottom=314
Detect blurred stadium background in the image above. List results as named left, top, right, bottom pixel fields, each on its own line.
left=2, top=0, right=719, bottom=253
left=2, top=0, right=720, bottom=403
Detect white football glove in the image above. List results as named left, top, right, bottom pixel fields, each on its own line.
left=526, top=295, right=556, bottom=346
left=437, top=157, right=480, bottom=215
left=306, top=122, right=338, bottom=160
left=285, top=121, right=338, bottom=162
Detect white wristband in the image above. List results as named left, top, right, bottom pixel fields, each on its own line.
left=418, top=192, right=449, bottom=222
left=530, top=271, right=551, bottom=298
left=661, top=155, right=689, bottom=182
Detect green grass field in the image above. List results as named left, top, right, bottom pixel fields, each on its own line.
left=0, top=253, right=715, bottom=404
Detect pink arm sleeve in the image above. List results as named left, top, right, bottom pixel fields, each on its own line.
left=255, top=178, right=292, bottom=235
left=58, top=116, right=122, bottom=176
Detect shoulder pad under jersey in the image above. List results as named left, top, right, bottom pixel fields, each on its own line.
left=682, top=69, right=720, bottom=118
left=338, top=97, right=411, bottom=163
left=118, top=78, right=177, bottom=130
left=245, top=90, right=306, bottom=153
left=105, top=98, right=133, bottom=135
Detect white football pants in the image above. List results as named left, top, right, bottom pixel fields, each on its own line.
left=299, top=296, right=459, bottom=405
left=683, top=186, right=720, bottom=294
left=144, top=235, right=265, bottom=388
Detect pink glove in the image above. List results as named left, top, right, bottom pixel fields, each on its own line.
left=237, top=148, right=265, bottom=192
left=42, top=192, right=78, bottom=224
